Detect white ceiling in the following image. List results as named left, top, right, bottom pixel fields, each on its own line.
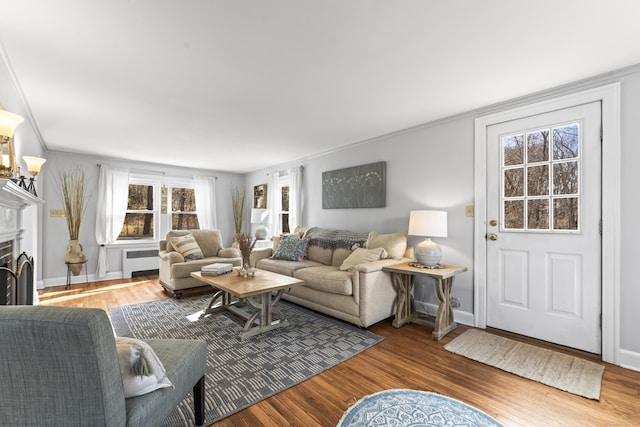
left=2, top=1, right=640, bottom=173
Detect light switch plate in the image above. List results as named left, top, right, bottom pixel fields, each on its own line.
left=50, top=209, right=66, bottom=217
left=465, top=205, right=474, bottom=217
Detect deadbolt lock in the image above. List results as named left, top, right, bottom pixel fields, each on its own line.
left=487, top=233, right=498, bottom=241
left=489, top=219, right=497, bottom=226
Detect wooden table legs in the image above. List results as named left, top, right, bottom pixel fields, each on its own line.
left=432, top=276, right=457, bottom=340
left=201, top=288, right=288, bottom=340
left=391, top=271, right=415, bottom=328
left=390, top=272, right=457, bottom=340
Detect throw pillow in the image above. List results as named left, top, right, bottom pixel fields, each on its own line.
left=366, top=231, right=407, bottom=259
left=271, top=235, right=309, bottom=261
left=170, top=233, right=204, bottom=260
left=115, top=337, right=174, bottom=398
left=340, top=247, right=388, bottom=271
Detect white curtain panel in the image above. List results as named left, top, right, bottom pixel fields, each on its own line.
left=193, top=176, right=217, bottom=230
left=268, top=172, right=282, bottom=236
left=288, top=166, right=303, bottom=231
left=95, top=165, right=129, bottom=278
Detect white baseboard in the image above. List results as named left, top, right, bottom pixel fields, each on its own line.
left=619, top=349, right=640, bottom=372
left=414, top=301, right=640, bottom=372
left=42, top=271, right=123, bottom=288
left=415, top=301, right=474, bottom=327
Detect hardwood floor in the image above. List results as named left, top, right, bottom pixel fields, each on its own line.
left=39, top=277, right=640, bottom=426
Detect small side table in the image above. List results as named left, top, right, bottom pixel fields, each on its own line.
left=66, top=260, right=89, bottom=289
left=383, top=262, right=467, bottom=340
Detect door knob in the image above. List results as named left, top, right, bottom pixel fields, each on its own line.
left=487, top=233, right=498, bottom=241
left=489, top=219, right=497, bottom=226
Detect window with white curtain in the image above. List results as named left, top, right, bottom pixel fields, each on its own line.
left=279, top=174, right=290, bottom=233
left=118, top=177, right=158, bottom=241
left=117, top=174, right=200, bottom=241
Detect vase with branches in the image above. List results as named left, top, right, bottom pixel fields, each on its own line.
left=230, top=184, right=246, bottom=245
left=235, top=232, right=256, bottom=276
left=59, top=169, right=87, bottom=275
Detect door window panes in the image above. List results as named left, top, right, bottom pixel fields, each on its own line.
left=502, top=123, right=581, bottom=232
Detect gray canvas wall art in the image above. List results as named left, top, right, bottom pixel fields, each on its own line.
left=322, top=161, right=386, bottom=209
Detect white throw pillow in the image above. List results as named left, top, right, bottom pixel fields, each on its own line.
left=115, top=337, right=174, bottom=398
left=340, top=247, right=387, bottom=271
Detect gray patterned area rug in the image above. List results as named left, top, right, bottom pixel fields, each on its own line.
left=110, top=294, right=383, bottom=426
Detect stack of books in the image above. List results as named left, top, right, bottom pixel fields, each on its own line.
left=201, top=263, right=233, bottom=276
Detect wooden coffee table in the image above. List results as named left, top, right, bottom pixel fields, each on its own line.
left=191, top=269, right=304, bottom=340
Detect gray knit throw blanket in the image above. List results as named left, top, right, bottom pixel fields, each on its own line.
left=304, top=227, right=370, bottom=250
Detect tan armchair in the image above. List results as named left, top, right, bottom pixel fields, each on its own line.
left=159, top=229, right=241, bottom=298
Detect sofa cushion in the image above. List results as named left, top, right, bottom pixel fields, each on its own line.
left=272, top=235, right=309, bottom=261
left=165, top=230, right=224, bottom=258
left=331, top=248, right=352, bottom=267
left=171, top=256, right=241, bottom=278
left=189, top=229, right=224, bottom=258
left=366, top=231, right=407, bottom=259
left=256, top=258, right=322, bottom=276
left=169, top=234, right=204, bottom=260
left=293, top=266, right=353, bottom=296
left=306, top=245, right=333, bottom=265
left=218, top=247, right=241, bottom=258
left=115, top=337, right=174, bottom=398
left=340, top=247, right=387, bottom=271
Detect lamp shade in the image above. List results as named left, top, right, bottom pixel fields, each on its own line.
left=408, top=210, right=448, bottom=237
left=0, top=108, right=24, bottom=139
left=408, top=210, right=448, bottom=267
left=251, top=208, right=269, bottom=224
left=23, top=156, right=47, bottom=176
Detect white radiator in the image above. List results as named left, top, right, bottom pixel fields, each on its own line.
left=122, top=248, right=159, bottom=278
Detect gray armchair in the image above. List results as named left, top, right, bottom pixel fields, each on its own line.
left=0, top=306, right=207, bottom=426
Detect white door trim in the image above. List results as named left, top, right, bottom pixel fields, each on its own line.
left=474, top=83, right=621, bottom=364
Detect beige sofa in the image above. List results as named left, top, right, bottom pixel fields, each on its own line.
left=158, top=229, right=241, bottom=298
left=251, top=227, right=411, bottom=328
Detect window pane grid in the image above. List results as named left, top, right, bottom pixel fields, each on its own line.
left=501, top=123, right=581, bottom=232
left=170, top=187, right=199, bottom=231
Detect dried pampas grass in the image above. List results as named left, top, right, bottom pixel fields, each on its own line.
left=59, top=169, right=86, bottom=241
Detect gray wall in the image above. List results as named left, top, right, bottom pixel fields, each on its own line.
left=39, top=151, right=244, bottom=286
left=247, top=65, right=640, bottom=364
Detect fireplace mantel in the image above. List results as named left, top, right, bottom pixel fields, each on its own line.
left=0, top=179, right=44, bottom=209
left=0, top=178, right=43, bottom=305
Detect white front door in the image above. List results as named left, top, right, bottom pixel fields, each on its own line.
left=486, top=102, right=602, bottom=354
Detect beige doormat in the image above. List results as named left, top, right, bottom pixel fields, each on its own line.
left=444, top=329, right=605, bottom=400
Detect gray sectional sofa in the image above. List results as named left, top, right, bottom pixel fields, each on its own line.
left=251, top=227, right=411, bottom=328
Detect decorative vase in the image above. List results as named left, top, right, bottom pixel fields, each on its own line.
left=65, top=240, right=86, bottom=275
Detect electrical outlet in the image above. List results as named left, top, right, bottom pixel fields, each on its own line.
left=450, top=297, right=461, bottom=308
left=465, top=205, right=474, bottom=217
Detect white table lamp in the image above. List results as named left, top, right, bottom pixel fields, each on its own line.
left=408, top=210, right=448, bottom=267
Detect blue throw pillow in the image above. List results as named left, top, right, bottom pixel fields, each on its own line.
left=272, top=236, right=309, bottom=261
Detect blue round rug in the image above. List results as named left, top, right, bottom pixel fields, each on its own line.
left=337, top=389, right=503, bottom=427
